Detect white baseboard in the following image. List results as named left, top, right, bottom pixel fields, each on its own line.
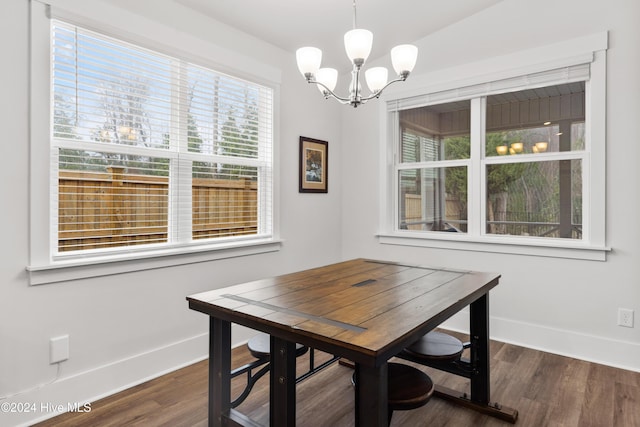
left=441, top=311, right=640, bottom=373
left=5, top=333, right=209, bottom=427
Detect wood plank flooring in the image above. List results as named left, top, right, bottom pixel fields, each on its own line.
left=34, top=332, right=640, bottom=427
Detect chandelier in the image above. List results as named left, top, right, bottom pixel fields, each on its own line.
left=295, top=0, right=418, bottom=108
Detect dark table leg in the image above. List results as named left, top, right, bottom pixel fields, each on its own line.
left=209, top=317, right=231, bottom=427
left=355, top=363, right=388, bottom=427
left=270, top=336, right=296, bottom=427
left=470, top=293, right=490, bottom=405
left=431, top=292, right=518, bottom=423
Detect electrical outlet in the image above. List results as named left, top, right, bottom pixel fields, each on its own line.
left=617, top=308, right=634, bottom=328
left=50, top=335, right=69, bottom=364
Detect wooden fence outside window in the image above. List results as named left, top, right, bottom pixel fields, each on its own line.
left=58, top=169, right=257, bottom=252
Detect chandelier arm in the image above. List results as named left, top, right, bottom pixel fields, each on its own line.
left=358, top=76, right=408, bottom=102
left=306, top=79, right=352, bottom=104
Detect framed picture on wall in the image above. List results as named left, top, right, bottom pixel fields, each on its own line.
left=299, top=136, right=328, bottom=193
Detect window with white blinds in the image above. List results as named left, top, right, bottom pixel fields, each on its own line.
left=51, top=21, right=274, bottom=255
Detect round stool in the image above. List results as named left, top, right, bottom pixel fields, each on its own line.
left=247, top=332, right=308, bottom=359
left=402, top=331, right=464, bottom=362
left=351, top=362, right=434, bottom=426
left=387, top=362, right=435, bottom=412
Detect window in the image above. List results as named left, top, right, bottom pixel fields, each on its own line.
left=381, top=38, right=608, bottom=260
left=28, top=7, right=277, bottom=282
left=51, top=21, right=273, bottom=256
left=485, top=84, right=585, bottom=239
left=398, top=100, right=470, bottom=233
left=396, top=82, right=585, bottom=240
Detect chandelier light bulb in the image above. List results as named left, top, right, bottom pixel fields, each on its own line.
left=365, top=67, right=388, bottom=93
left=296, top=47, right=322, bottom=78
left=344, top=29, right=373, bottom=65
left=391, top=44, right=418, bottom=76
left=316, top=68, right=338, bottom=94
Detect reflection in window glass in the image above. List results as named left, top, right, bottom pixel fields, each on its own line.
left=486, top=82, right=585, bottom=157
left=487, top=124, right=561, bottom=156
left=487, top=122, right=585, bottom=156
left=486, top=160, right=582, bottom=239
left=399, top=167, right=467, bottom=232
left=400, top=100, right=471, bottom=162
left=571, top=122, right=586, bottom=151
left=484, top=81, right=585, bottom=240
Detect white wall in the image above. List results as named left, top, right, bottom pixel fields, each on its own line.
left=0, top=1, right=342, bottom=425
left=341, top=0, right=640, bottom=371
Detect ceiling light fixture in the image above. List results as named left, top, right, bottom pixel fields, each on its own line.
left=295, top=0, right=418, bottom=108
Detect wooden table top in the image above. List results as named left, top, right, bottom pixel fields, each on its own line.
left=187, top=259, right=500, bottom=366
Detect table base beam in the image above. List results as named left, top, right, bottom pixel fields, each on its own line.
left=434, top=385, right=518, bottom=423
left=222, top=409, right=263, bottom=427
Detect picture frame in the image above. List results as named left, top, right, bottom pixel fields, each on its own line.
left=299, top=136, right=328, bottom=193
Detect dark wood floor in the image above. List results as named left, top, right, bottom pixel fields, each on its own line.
left=35, top=332, right=640, bottom=427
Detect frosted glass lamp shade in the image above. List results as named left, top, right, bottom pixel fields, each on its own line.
left=296, top=47, right=322, bottom=77
left=316, top=68, right=338, bottom=94
left=391, top=44, right=418, bottom=75
left=344, top=29, right=373, bottom=63
left=365, top=67, right=388, bottom=93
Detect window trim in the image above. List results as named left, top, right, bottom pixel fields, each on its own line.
left=27, top=238, right=282, bottom=285
left=28, top=1, right=282, bottom=285
left=378, top=32, right=609, bottom=261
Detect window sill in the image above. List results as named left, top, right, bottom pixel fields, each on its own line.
left=27, top=238, right=282, bottom=285
left=377, top=232, right=610, bottom=261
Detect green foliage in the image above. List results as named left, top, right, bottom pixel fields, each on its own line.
left=485, top=132, right=526, bottom=193
left=443, top=135, right=470, bottom=160
left=443, top=136, right=469, bottom=213
left=442, top=133, right=528, bottom=202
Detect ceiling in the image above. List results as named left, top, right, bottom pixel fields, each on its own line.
left=173, top=0, right=504, bottom=71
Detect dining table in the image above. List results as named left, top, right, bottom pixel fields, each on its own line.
left=186, top=258, right=517, bottom=426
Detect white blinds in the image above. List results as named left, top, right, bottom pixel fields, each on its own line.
left=52, top=21, right=273, bottom=254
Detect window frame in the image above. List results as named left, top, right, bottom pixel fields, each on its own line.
left=378, top=33, right=609, bottom=261
left=28, top=2, right=281, bottom=285
left=397, top=99, right=473, bottom=233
